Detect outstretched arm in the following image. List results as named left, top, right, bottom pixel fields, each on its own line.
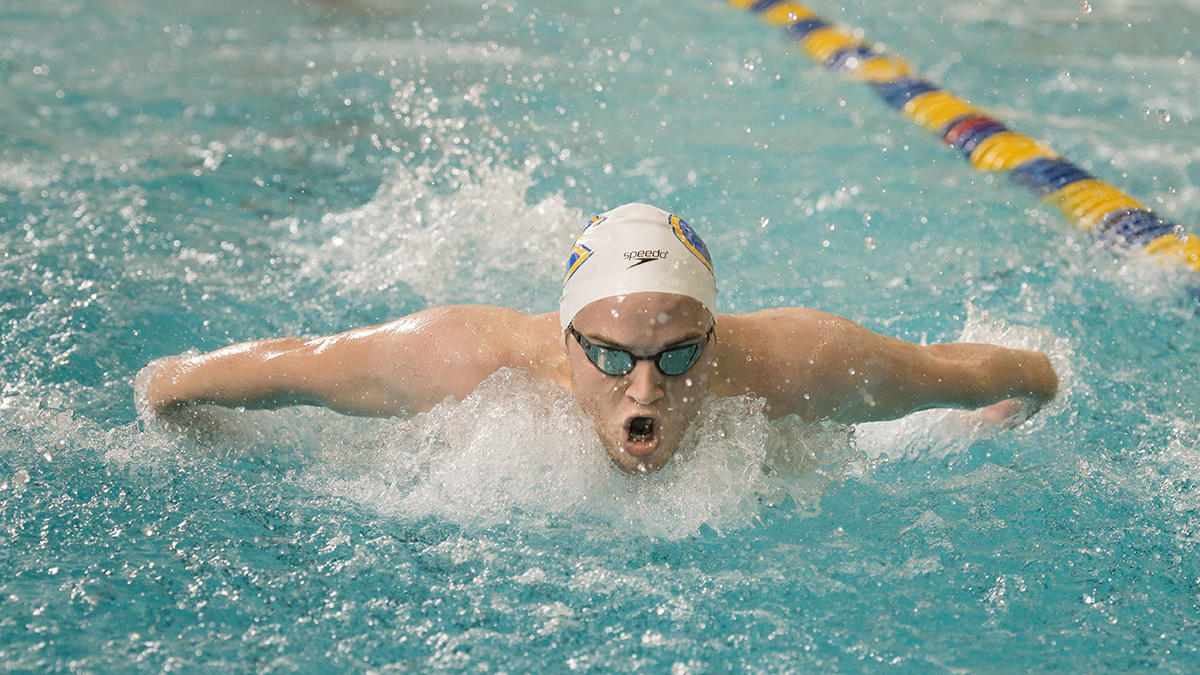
left=716, top=309, right=1058, bottom=425
left=140, top=305, right=534, bottom=419
left=849, top=339, right=1059, bottom=425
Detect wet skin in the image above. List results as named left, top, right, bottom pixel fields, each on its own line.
left=564, top=293, right=715, bottom=474
left=144, top=294, right=1058, bottom=476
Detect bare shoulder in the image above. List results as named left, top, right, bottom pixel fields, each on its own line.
left=714, top=308, right=862, bottom=370
left=712, top=308, right=875, bottom=420
left=369, top=305, right=569, bottom=388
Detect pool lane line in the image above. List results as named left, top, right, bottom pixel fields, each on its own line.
left=726, top=0, right=1200, bottom=281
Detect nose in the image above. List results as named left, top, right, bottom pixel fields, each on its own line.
left=624, top=360, right=664, bottom=405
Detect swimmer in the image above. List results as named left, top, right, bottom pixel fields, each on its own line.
left=141, top=203, right=1059, bottom=473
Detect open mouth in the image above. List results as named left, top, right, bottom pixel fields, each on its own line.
left=622, top=415, right=660, bottom=457
left=629, top=416, right=655, bottom=441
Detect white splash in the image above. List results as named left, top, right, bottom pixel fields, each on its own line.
left=285, top=157, right=578, bottom=311
left=310, top=368, right=862, bottom=539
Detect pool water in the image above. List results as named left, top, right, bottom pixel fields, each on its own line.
left=3, top=0, right=1200, bottom=671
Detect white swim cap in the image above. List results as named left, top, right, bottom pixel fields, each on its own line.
left=559, top=203, right=718, bottom=331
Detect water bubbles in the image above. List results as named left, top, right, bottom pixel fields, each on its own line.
left=1143, top=107, right=1172, bottom=123
left=759, top=216, right=769, bottom=229
left=864, top=237, right=878, bottom=251
left=1079, top=0, right=1092, bottom=13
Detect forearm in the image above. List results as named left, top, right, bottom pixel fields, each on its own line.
left=925, top=343, right=1059, bottom=408
left=830, top=340, right=1059, bottom=424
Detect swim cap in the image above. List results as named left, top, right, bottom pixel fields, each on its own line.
left=559, top=203, right=718, bottom=331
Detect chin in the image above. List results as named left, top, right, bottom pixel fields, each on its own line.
left=604, top=436, right=680, bottom=474
left=607, top=450, right=672, bottom=474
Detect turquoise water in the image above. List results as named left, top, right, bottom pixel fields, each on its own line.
left=3, top=0, right=1200, bottom=671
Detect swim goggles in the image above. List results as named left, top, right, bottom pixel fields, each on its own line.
left=568, top=324, right=713, bottom=377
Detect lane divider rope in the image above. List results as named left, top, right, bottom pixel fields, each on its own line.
left=728, top=0, right=1200, bottom=281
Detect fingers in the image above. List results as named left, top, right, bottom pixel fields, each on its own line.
left=976, top=398, right=1037, bottom=429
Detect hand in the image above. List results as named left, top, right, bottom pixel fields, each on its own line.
left=135, top=352, right=220, bottom=442
left=960, top=397, right=1039, bottom=432
left=152, top=404, right=223, bottom=443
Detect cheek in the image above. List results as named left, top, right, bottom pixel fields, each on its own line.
left=571, top=363, right=619, bottom=414
left=670, top=369, right=712, bottom=407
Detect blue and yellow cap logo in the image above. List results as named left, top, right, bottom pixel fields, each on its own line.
left=670, top=214, right=714, bottom=274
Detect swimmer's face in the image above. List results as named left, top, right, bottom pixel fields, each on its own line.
left=565, top=292, right=715, bottom=474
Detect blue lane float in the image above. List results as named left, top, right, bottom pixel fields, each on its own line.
left=728, top=0, right=1200, bottom=278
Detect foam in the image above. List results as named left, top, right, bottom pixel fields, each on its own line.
left=306, top=368, right=863, bottom=540
left=129, top=351, right=864, bottom=540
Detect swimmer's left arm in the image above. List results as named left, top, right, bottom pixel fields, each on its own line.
left=901, top=340, right=1057, bottom=421
left=728, top=309, right=1058, bottom=425
left=824, top=329, right=1059, bottom=425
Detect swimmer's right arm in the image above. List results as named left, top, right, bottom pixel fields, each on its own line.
left=142, top=306, right=513, bottom=419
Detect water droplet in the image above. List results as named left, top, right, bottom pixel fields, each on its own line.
left=1157, top=108, right=1171, bottom=123
left=864, top=237, right=878, bottom=251
left=1079, top=0, right=1092, bottom=13
left=743, top=59, right=756, bottom=71
left=759, top=216, right=769, bottom=229
left=1142, top=106, right=1152, bottom=115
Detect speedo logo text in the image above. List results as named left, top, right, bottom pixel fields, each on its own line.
left=624, top=250, right=669, bottom=267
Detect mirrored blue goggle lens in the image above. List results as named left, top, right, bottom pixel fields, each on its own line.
left=591, top=346, right=633, bottom=375
left=657, top=343, right=702, bottom=375
left=585, top=342, right=702, bottom=376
